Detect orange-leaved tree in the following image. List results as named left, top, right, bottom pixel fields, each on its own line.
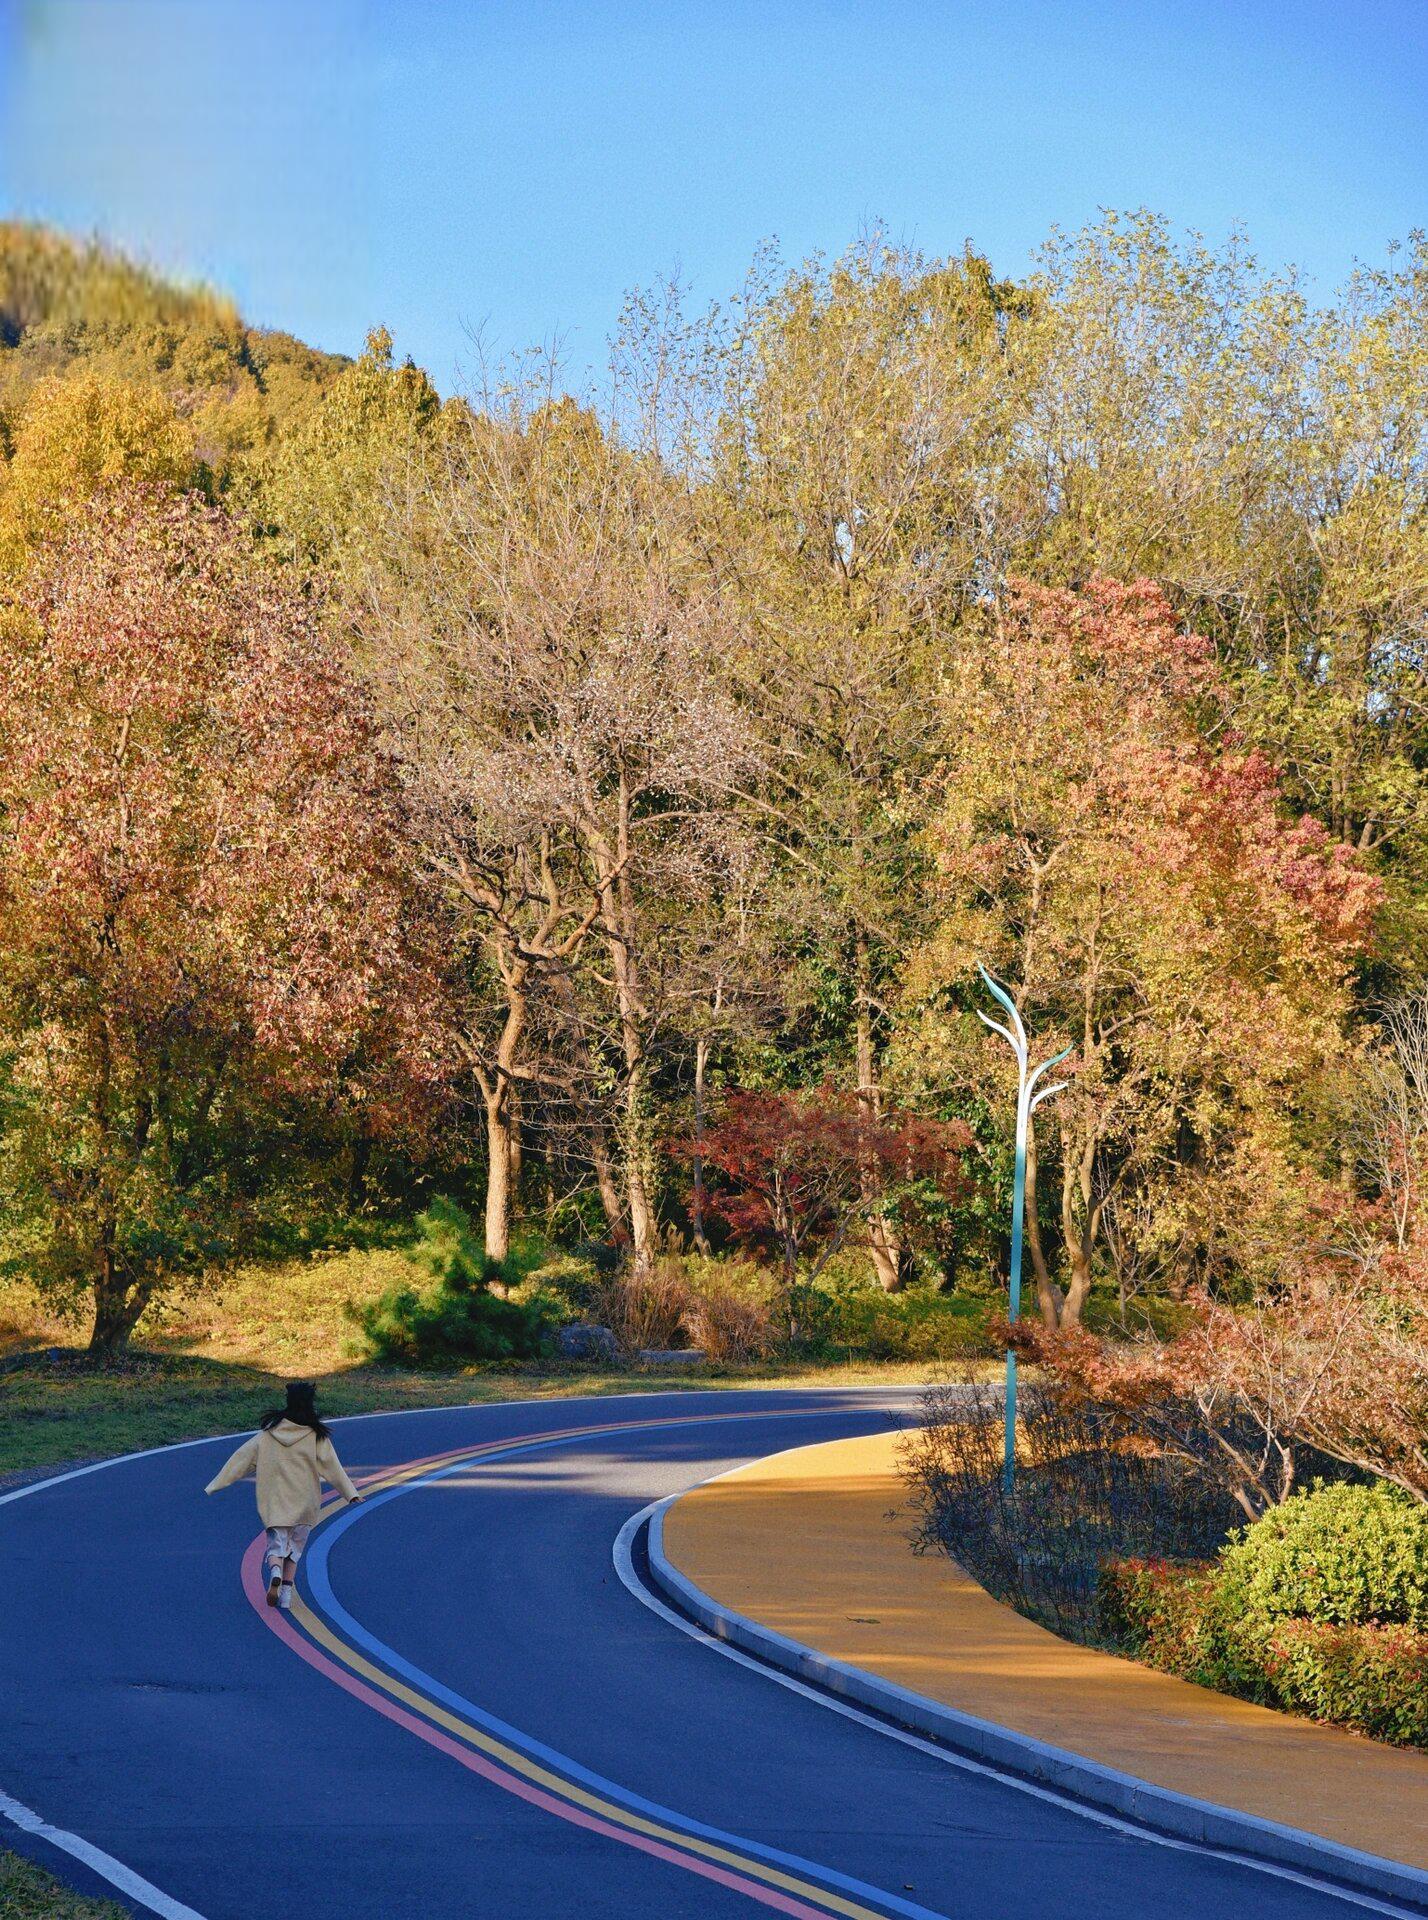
left=909, top=576, right=1379, bottom=1329
left=0, top=486, right=447, bottom=1352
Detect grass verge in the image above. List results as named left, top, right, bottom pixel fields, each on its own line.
left=0, top=1851, right=127, bottom=1919
left=0, top=1347, right=938, bottom=1484
left=0, top=1247, right=421, bottom=1376
left=0, top=1244, right=965, bottom=1485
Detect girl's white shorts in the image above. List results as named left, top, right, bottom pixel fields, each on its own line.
left=263, top=1524, right=312, bottom=1564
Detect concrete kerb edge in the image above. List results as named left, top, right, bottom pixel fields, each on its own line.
left=646, top=1501, right=1428, bottom=1914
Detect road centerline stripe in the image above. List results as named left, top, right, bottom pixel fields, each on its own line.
left=247, top=1410, right=939, bottom=1920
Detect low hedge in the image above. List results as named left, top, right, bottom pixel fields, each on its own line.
left=1102, top=1481, right=1428, bottom=1747
left=1260, top=1618, right=1428, bottom=1746
left=1098, top=1557, right=1273, bottom=1700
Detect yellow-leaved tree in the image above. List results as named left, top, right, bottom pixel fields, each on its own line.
left=0, top=371, right=201, bottom=572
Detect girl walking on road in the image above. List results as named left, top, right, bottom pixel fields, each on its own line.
left=205, top=1381, right=362, bottom=1610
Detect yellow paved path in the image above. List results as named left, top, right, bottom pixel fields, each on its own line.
left=663, top=1430, right=1428, bottom=1871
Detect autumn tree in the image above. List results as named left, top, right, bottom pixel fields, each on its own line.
left=695, top=1087, right=969, bottom=1314
left=4, top=209, right=1423, bottom=1354
left=1005, top=214, right=1428, bottom=935
left=1015, top=1227, right=1428, bottom=1518
left=684, top=234, right=1022, bottom=1287
left=0, top=371, right=202, bottom=571
left=910, top=576, right=1379, bottom=1328
left=358, top=381, right=746, bottom=1267
left=255, top=325, right=446, bottom=574
left=0, top=223, right=347, bottom=494
left=0, top=487, right=444, bottom=1352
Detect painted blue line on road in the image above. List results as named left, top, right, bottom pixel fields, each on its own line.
left=303, top=1418, right=951, bottom=1920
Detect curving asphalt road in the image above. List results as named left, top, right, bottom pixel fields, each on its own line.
left=0, top=1388, right=1412, bottom=1920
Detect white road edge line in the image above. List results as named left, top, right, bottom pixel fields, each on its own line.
left=611, top=1496, right=1422, bottom=1920
left=0, top=1385, right=917, bottom=1920
left=0, top=1787, right=209, bottom=1920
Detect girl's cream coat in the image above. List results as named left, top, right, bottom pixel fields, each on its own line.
left=205, top=1420, right=359, bottom=1527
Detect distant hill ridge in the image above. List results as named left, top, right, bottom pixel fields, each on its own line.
left=0, top=222, right=351, bottom=473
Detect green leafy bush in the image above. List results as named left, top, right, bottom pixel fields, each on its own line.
left=1260, top=1619, right=1428, bottom=1746
left=804, top=1278, right=995, bottom=1360
left=347, top=1199, right=553, bottom=1366
left=1098, top=1557, right=1271, bottom=1699
left=1219, top=1481, right=1428, bottom=1629
left=508, top=1243, right=604, bottom=1322
left=1102, top=1514, right=1428, bottom=1748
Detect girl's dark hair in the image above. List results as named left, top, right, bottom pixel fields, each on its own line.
left=260, top=1379, right=329, bottom=1441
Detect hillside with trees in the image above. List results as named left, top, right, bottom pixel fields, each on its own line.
left=0, top=212, right=1425, bottom=1422
left=0, top=222, right=348, bottom=481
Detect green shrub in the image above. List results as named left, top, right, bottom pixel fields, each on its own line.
left=1099, top=1557, right=1271, bottom=1698
left=1102, top=1527, right=1428, bottom=1747
left=1219, top=1481, right=1428, bottom=1629
left=1099, top=1557, right=1207, bottom=1666
left=803, top=1278, right=995, bottom=1360
left=403, top=1195, right=490, bottom=1291
left=508, top=1243, right=604, bottom=1321
left=1261, top=1619, right=1428, bottom=1746
left=346, top=1199, right=554, bottom=1366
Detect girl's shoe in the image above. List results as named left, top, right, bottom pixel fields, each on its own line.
left=266, top=1567, right=283, bottom=1608
left=278, top=1584, right=294, bottom=1612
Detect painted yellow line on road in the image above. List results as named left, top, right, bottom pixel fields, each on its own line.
left=292, top=1424, right=904, bottom=1920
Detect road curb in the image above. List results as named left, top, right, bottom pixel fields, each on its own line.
left=647, top=1500, right=1428, bottom=1914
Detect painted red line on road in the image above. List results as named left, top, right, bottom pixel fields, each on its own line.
left=239, top=1526, right=846, bottom=1918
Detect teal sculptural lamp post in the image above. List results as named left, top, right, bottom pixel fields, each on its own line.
left=977, top=966, right=1070, bottom=1495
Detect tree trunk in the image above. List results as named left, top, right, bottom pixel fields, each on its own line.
left=87, top=1040, right=152, bottom=1354
left=1061, top=1226, right=1093, bottom=1326
left=1058, top=1114, right=1101, bottom=1329
left=507, top=1082, right=523, bottom=1210
left=854, top=933, right=904, bottom=1292
left=549, top=969, right=626, bottom=1241
left=1023, top=1124, right=1065, bottom=1330
left=590, top=1127, right=626, bottom=1241
left=866, top=1208, right=903, bottom=1288
left=88, top=1247, right=146, bottom=1356
left=480, top=987, right=528, bottom=1267
left=346, top=1128, right=371, bottom=1214
left=589, top=777, right=656, bottom=1273
left=691, top=1035, right=712, bottom=1255
left=623, top=1066, right=657, bottom=1272
left=483, top=1085, right=513, bottom=1266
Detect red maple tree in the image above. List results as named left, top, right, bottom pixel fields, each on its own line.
left=691, top=1086, right=969, bottom=1312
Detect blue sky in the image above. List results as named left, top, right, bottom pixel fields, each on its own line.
left=1, top=0, right=1425, bottom=392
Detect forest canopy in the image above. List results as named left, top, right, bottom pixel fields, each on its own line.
left=1, top=213, right=1425, bottom=1358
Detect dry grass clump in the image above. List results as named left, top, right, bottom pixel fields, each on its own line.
left=591, top=1255, right=780, bottom=1362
